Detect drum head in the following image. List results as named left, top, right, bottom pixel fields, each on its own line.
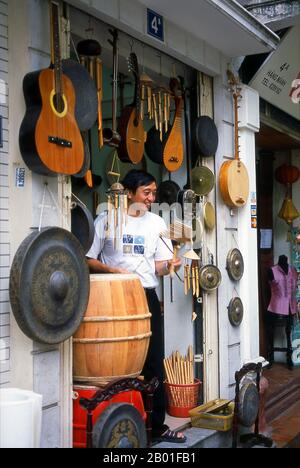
left=191, top=166, right=215, bottom=196
left=71, top=202, right=95, bottom=254
left=156, top=180, right=181, bottom=205
left=62, top=59, right=97, bottom=132
left=193, top=116, right=219, bottom=157
left=92, top=403, right=147, bottom=448
left=9, top=227, right=90, bottom=344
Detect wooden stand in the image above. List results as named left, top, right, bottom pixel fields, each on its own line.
left=79, top=377, right=159, bottom=448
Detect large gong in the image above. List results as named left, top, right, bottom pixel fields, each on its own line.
left=228, top=297, right=244, bottom=327
left=226, top=248, right=244, bottom=282
left=92, top=403, right=147, bottom=448
left=9, top=227, right=90, bottom=345
left=199, top=265, right=222, bottom=292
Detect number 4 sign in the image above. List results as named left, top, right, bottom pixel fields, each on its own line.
left=147, top=9, right=164, bottom=42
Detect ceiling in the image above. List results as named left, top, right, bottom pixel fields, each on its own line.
left=256, top=123, right=300, bottom=151
left=138, top=0, right=279, bottom=56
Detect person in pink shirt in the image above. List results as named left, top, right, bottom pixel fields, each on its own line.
left=266, top=255, right=298, bottom=370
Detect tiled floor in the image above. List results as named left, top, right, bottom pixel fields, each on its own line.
left=263, top=363, right=300, bottom=448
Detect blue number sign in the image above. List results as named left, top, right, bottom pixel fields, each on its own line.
left=147, top=9, right=164, bottom=42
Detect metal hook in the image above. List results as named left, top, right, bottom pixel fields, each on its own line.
left=129, top=39, right=134, bottom=52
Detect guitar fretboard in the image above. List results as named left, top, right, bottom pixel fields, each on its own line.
left=50, top=2, right=63, bottom=110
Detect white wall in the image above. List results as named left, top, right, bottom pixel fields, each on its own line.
left=0, top=0, right=10, bottom=388
left=215, top=79, right=260, bottom=399
left=8, top=0, right=72, bottom=448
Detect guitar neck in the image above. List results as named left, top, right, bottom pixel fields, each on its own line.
left=133, top=78, right=141, bottom=124
left=172, top=97, right=183, bottom=130
left=233, top=93, right=240, bottom=161
left=50, top=1, right=63, bottom=97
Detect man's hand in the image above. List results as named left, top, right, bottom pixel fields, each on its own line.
left=167, top=257, right=182, bottom=273
left=113, top=268, right=132, bottom=274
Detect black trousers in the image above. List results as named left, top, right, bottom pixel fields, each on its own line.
left=143, top=288, right=166, bottom=431
left=265, top=311, right=293, bottom=364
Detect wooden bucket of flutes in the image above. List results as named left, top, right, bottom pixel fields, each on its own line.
left=164, top=347, right=201, bottom=418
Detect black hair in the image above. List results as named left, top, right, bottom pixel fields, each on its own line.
left=121, top=170, right=156, bottom=194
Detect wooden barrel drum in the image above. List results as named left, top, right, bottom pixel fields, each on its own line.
left=73, top=274, right=152, bottom=386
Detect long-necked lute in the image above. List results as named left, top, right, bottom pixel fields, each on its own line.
left=219, top=75, right=249, bottom=208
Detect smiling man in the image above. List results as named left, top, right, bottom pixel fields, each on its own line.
left=86, top=170, right=185, bottom=444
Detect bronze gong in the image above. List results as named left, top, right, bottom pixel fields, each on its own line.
left=238, top=383, right=259, bottom=427
left=226, top=248, right=244, bottom=282
left=9, top=227, right=90, bottom=345
left=199, top=265, right=222, bottom=292
left=203, top=201, right=216, bottom=231
left=191, top=165, right=215, bottom=197
left=228, top=297, right=244, bottom=327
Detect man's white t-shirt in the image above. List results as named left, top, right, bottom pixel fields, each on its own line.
left=86, top=211, right=173, bottom=289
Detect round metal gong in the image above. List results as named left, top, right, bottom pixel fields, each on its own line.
left=226, top=248, right=244, bottom=281
left=199, top=265, right=222, bottom=292
left=9, top=227, right=90, bottom=345
left=203, top=201, right=216, bottom=231
left=191, top=166, right=215, bottom=196
left=92, top=403, right=147, bottom=448
left=228, top=297, right=244, bottom=327
left=238, top=383, right=259, bottom=427
left=71, top=201, right=95, bottom=254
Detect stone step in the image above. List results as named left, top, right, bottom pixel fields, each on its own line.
left=152, top=427, right=232, bottom=449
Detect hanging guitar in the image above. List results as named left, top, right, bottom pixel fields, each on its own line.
left=19, top=1, right=84, bottom=176
left=163, top=77, right=184, bottom=172
left=219, top=72, right=249, bottom=208
left=118, top=52, right=145, bottom=164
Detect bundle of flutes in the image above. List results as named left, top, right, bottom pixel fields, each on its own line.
left=164, top=347, right=196, bottom=408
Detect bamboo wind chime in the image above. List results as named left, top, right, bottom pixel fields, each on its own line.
left=106, top=183, right=128, bottom=249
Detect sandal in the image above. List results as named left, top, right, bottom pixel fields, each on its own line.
left=154, top=429, right=187, bottom=444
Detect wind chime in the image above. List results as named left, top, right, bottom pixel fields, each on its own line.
left=276, top=163, right=300, bottom=239
left=106, top=183, right=128, bottom=250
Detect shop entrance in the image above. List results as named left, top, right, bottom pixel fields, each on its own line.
left=256, top=121, right=300, bottom=362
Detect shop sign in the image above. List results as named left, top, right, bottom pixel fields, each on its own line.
left=147, top=9, right=164, bottom=42
left=15, top=167, right=26, bottom=188
left=251, top=192, right=257, bottom=229
left=250, top=25, right=300, bottom=121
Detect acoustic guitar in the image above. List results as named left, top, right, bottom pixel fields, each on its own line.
left=163, top=78, right=184, bottom=172
left=219, top=73, right=249, bottom=208
left=19, top=1, right=84, bottom=176
left=118, top=53, right=145, bottom=164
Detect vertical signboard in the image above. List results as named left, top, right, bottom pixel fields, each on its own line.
left=291, top=228, right=300, bottom=366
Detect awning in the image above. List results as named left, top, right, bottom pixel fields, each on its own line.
left=138, top=0, right=279, bottom=56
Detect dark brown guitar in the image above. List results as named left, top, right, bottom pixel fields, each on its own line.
left=118, top=53, right=145, bottom=164
left=19, top=1, right=84, bottom=176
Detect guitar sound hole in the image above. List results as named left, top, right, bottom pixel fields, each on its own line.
left=53, top=93, right=65, bottom=114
